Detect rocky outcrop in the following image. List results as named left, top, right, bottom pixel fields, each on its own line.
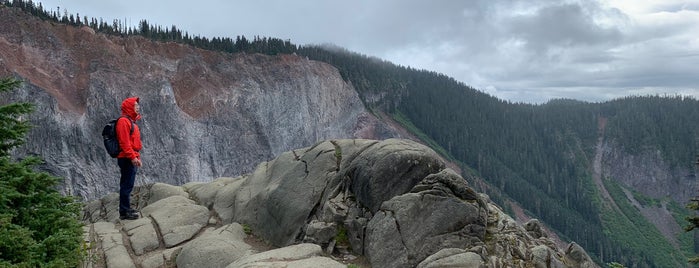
left=596, top=138, right=692, bottom=247
left=600, top=140, right=696, bottom=205
left=82, top=139, right=598, bottom=267
left=0, top=6, right=398, bottom=200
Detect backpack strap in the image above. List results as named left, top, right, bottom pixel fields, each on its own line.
left=118, top=116, right=134, bottom=135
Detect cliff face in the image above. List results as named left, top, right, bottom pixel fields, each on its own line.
left=600, top=141, right=696, bottom=205
left=599, top=140, right=693, bottom=246
left=593, top=118, right=694, bottom=253
left=0, top=7, right=396, bottom=200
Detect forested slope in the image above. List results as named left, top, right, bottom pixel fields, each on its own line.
left=295, top=46, right=699, bottom=267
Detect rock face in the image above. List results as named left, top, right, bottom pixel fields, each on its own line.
left=600, top=141, right=696, bottom=205
left=0, top=6, right=397, bottom=200
left=83, top=139, right=598, bottom=267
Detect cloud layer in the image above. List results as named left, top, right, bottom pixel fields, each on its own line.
left=37, top=0, right=699, bottom=103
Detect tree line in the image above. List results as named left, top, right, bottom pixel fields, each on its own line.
left=2, top=0, right=297, bottom=55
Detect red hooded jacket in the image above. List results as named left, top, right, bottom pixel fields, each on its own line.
left=116, top=97, right=142, bottom=160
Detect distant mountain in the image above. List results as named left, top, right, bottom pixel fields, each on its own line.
left=2, top=2, right=697, bottom=267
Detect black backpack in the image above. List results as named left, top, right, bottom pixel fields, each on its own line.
left=102, top=116, right=133, bottom=158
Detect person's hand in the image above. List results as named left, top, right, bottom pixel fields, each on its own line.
left=131, top=158, right=142, bottom=167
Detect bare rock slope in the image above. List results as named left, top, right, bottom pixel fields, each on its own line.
left=0, top=6, right=396, bottom=200
left=83, top=139, right=598, bottom=268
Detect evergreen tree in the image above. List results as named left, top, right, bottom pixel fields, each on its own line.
left=0, top=79, right=32, bottom=156
left=0, top=78, right=84, bottom=267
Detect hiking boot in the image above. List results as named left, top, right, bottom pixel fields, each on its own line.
left=119, top=213, right=139, bottom=220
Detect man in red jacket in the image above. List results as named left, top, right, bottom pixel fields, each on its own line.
left=116, top=97, right=142, bottom=220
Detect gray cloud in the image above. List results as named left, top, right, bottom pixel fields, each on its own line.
left=506, top=4, right=623, bottom=53
left=35, top=0, right=699, bottom=103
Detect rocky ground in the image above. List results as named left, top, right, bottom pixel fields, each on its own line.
left=81, top=139, right=599, bottom=268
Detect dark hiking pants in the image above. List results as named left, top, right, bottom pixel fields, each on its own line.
left=118, top=158, right=137, bottom=215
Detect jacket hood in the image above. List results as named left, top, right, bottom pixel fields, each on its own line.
left=121, top=97, right=141, bottom=121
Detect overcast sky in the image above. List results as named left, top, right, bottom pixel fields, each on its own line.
left=35, top=0, right=699, bottom=103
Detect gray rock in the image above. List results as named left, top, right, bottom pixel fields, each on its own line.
left=322, top=194, right=350, bottom=223
left=140, top=254, right=165, bottom=268
left=274, top=257, right=348, bottom=268
left=79, top=139, right=600, bottom=268
left=532, top=245, right=566, bottom=268
left=230, top=141, right=340, bottom=247
left=83, top=193, right=120, bottom=223
left=141, top=246, right=182, bottom=268
left=343, top=139, right=445, bottom=213
left=123, top=217, right=159, bottom=255
left=226, top=243, right=345, bottom=268
left=147, top=182, right=189, bottom=205
left=215, top=138, right=446, bottom=250
left=141, top=195, right=209, bottom=247
left=365, top=212, right=409, bottom=267
left=525, top=219, right=547, bottom=238
left=92, top=222, right=136, bottom=268
left=365, top=168, right=487, bottom=268
left=564, top=242, right=597, bottom=268
left=82, top=199, right=103, bottom=223
left=210, top=176, right=248, bottom=223
left=176, top=223, right=253, bottom=268
left=303, top=220, right=337, bottom=244
left=185, top=177, right=241, bottom=208
left=417, top=248, right=485, bottom=268
left=344, top=216, right=368, bottom=254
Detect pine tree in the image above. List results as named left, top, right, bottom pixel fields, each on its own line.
left=0, top=77, right=84, bottom=267
left=0, top=78, right=32, bottom=156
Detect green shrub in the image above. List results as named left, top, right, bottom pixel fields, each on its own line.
left=242, top=224, right=252, bottom=235
left=607, top=262, right=626, bottom=268
left=335, top=224, right=350, bottom=248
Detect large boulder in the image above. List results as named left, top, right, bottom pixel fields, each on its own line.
left=227, top=140, right=340, bottom=246
left=564, top=242, right=597, bottom=268
left=341, top=139, right=445, bottom=213
left=141, top=195, right=210, bottom=247
left=243, top=138, right=445, bottom=247
left=122, top=218, right=159, bottom=256
left=176, top=224, right=253, bottom=268
left=82, top=139, right=598, bottom=268
left=194, top=138, right=442, bottom=248
left=365, top=168, right=488, bottom=268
